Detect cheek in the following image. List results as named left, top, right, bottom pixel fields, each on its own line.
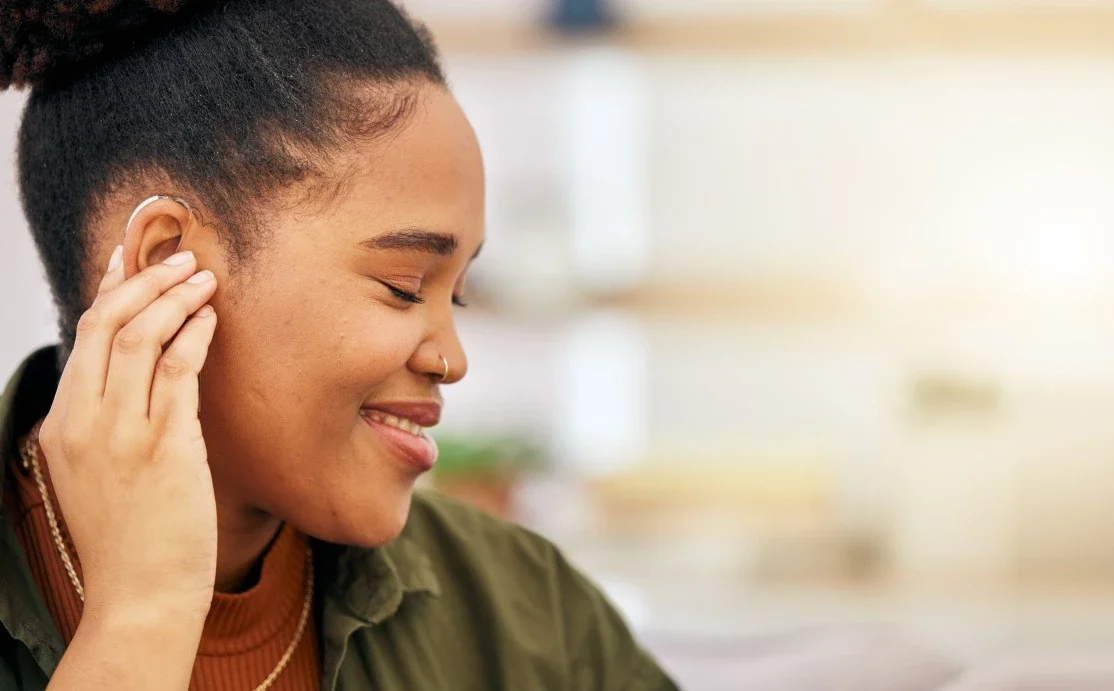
left=330, top=318, right=419, bottom=395
left=208, top=273, right=424, bottom=414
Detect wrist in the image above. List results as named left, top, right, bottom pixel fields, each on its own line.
left=62, top=594, right=208, bottom=691
left=82, top=590, right=211, bottom=635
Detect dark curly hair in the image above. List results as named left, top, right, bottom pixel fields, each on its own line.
left=1, top=0, right=445, bottom=353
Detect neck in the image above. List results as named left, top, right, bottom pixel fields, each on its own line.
left=214, top=499, right=284, bottom=593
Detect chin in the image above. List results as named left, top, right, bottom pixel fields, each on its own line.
left=314, top=486, right=416, bottom=548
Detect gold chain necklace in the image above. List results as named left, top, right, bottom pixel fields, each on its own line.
left=19, top=428, right=313, bottom=691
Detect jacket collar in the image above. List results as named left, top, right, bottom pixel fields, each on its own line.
left=0, top=346, right=440, bottom=680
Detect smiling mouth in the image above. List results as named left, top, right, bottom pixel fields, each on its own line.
left=360, top=409, right=428, bottom=437
left=359, top=408, right=439, bottom=471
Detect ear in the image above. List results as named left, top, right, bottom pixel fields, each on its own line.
left=121, top=196, right=196, bottom=279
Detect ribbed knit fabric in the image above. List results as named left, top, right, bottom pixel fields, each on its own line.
left=4, top=448, right=321, bottom=690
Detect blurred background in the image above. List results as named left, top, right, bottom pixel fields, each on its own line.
left=10, top=0, right=1114, bottom=687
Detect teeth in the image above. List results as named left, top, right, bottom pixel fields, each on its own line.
left=365, top=411, right=425, bottom=437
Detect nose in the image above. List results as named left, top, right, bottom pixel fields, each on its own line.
left=436, top=323, right=468, bottom=384
left=412, top=306, right=468, bottom=384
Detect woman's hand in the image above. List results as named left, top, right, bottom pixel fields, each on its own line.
left=37, top=246, right=219, bottom=621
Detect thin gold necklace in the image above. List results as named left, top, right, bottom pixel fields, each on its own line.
left=19, top=428, right=313, bottom=691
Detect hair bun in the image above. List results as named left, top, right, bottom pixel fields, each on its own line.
left=1, top=1, right=208, bottom=90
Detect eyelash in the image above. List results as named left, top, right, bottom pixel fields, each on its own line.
left=382, top=282, right=468, bottom=308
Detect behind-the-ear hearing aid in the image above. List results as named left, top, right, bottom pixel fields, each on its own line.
left=122, top=194, right=195, bottom=278
left=127, top=194, right=193, bottom=229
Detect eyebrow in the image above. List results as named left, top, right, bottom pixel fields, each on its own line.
left=360, top=229, right=457, bottom=256
left=359, top=229, right=484, bottom=260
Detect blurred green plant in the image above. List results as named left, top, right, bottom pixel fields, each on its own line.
left=432, top=433, right=548, bottom=479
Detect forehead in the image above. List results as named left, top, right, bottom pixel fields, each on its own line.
left=323, top=84, right=485, bottom=245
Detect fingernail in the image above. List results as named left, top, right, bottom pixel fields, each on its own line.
left=187, top=270, right=214, bottom=285
left=106, top=245, right=123, bottom=273
left=196, top=305, right=215, bottom=318
left=163, top=251, right=194, bottom=266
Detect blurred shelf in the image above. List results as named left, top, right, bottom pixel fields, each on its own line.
left=589, top=280, right=864, bottom=321
left=590, top=464, right=837, bottom=535
left=466, top=280, right=1114, bottom=325
left=429, top=6, right=1114, bottom=56
left=460, top=276, right=869, bottom=323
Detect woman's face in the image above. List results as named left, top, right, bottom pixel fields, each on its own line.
left=194, top=84, right=484, bottom=546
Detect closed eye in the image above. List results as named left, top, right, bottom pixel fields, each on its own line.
left=382, top=282, right=424, bottom=305
left=382, top=281, right=468, bottom=308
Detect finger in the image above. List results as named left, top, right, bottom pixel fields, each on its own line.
left=61, top=245, right=126, bottom=413
left=96, top=245, right=125, bottom=296
left=102, top=270, right=217, bottom=420
left=65, top=250, right=198, bottom=410
left=48, top=352, right=76, bottom=422
left=149, top=305, right=217, bottom=432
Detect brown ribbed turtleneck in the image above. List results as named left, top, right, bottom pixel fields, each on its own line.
left=4, top=447, right=321, bottom=690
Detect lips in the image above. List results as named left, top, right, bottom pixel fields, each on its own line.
left=359, top=400, right=441, bottom=471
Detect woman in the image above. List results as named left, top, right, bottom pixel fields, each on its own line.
left=0, top=1, right=677, bottom=689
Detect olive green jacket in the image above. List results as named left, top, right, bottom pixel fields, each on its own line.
left=0, top=347, right=678, bottom=690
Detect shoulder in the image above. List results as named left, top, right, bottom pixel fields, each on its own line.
left=402, top=490, right=677, bottom=690
left=407, top=486, right=533, bottom=539
left=401, top=488, right=596, bottom=631
left=404, top=488, right=561, bottom=576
